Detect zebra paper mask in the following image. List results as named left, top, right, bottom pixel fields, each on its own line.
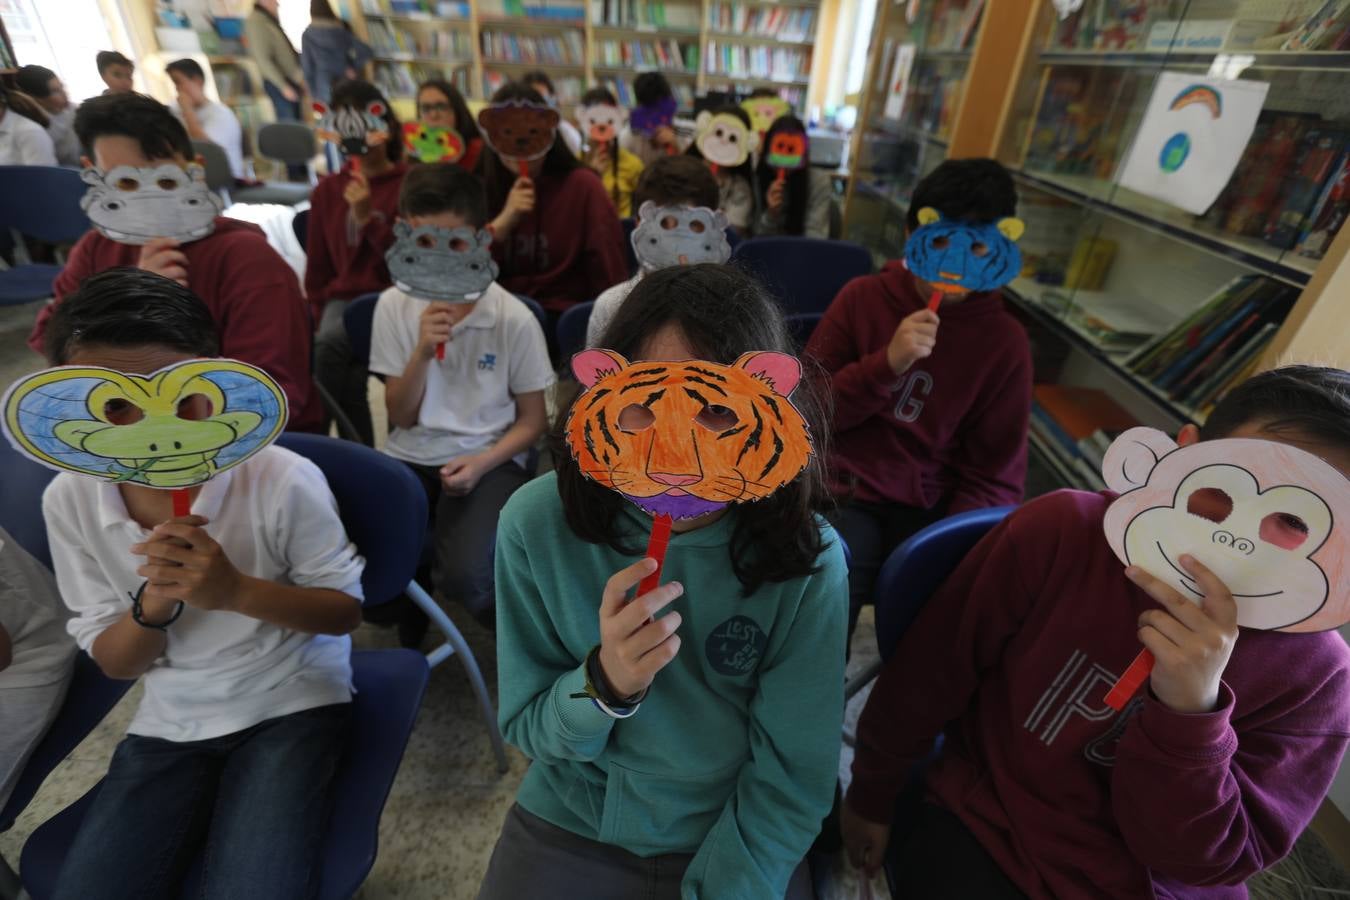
left=79, top=164, right=222, bottom=245
left=385, top=222, right=498, bottom=303
left=631, top=201, right=731, bottom=271
left=314, top=100, right=389, bottom=157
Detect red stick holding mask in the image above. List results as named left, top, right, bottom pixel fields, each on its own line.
left=927, top=289, right=944, bottom=312
left=1104, top=648, right=1154, bottom=710
left=436, top=342, right=446, bottom=361
left=518, top=159, right=530, bottom=180
left=172, top=488, right=191, bottom=518
left=638, top=513, right=674, bottom=596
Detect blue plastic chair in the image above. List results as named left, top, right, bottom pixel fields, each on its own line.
left=0, top=166, right=90, bottom=306
left=556, top=299, right=594, bottom=361
left=785, top=311, right=823, bottom=350
left=732, top=236, right=872, bottom=315
left=19, top=434, right=441, bottom=899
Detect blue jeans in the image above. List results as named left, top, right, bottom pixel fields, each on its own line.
left=53, top=703, right=351, bottom=900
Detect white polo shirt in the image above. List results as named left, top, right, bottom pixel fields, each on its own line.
left=0, top=108, right=56, bottom=166
left=43, top=446, right=365, bottom=743
left=370, top=282, right=555, bottom=467
left=173, top=99, right=245, bottom=179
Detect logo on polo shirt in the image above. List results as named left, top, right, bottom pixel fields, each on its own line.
left=478, top=353, right=497, bottom=371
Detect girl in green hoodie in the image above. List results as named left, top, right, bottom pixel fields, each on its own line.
left=478, top=264, right=847, bottom=900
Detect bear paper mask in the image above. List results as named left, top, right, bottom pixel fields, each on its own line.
left=1102, top=426, right=1350, bottom=632
left=385, top=221, right=498, bottom=303
left=477, top=100, right=560, bottom=163
left=314, top=100, right=389, bottom=157
left=403, top=122, right=465, bottom=164
left=903, top=206, right=1025, bottom=296
left=631, top=201, right=731, bottom=271
left=79, top=164, right=222, bottom=246
left=565, top=350, right=813, bottom=519
left=694, top=111, right=758, bottom=168
left=3, top=360, right=287, bottom=490
left=577, top=102, right=627, bottom=147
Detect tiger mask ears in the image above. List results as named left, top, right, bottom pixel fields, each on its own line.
left=571, top=349, right=802, bottom=396
left=915, top=206, right=1026, bottom=242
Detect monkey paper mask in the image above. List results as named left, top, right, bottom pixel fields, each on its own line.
left=630, top=96, right=677, bottom=138
left=385, top=221, right=498, bottom=303
left=576, top=101, right=627, bottom=147
left=402, top=122, right=465, bottom=164
left=79, top=164, right=222, bottom=246
left=741, top=96, right=790, bottom=137
left=903, top=206, right=1025, bottom=296
left=476, top=100, right=560, bottom=163
left=2, top=360, right=287, bottom=490
left=314, top=100, right=389, bottom=157
left=565, top=350, right=814, bottom=520
left=1102, top=426, right=1350, bottom=632
left=694, top=111, right=758, bottom=168
left=630, top=201, right=731, bottom=271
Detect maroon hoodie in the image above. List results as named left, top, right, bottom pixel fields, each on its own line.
left=806, top=261, right=1031, bottom=512
left=30, top=217, right=322, bottom=433
left=304, top=160, right=408, bottom=317
left=848, top=489, right=1350, bottom=899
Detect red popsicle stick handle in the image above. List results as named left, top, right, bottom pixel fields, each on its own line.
left=350, top=157, right=361, bottom=176
left=637, top=513, right=673, bottom=596
left=1104, top=648, right=1155, bottom=711
left=517, top=159, right=530, bottom=179
left=927, top=289, right=944, bottom=312
left=172, top=488, right=191, bottom=519
left=664, top=142, right=677, bottom=156
left=775, top=168, right=787, bottom=185
left=709, top=162, right=720, bottom=178
left=435, top=341, right=446, bottom=361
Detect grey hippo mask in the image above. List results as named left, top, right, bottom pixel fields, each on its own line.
left=79, top=164, right=223, bottom=245
left=631, top=201, right=732, bottom=272
left=385, top=222, right=499, bottom=302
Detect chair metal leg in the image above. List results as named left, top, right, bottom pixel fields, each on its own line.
left=404, top=581, right=510, bottom=774
left=314, top=380, right=362, bottom=443
left=844, top=659, right=882, bottom=702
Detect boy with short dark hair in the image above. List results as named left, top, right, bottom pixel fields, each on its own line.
left=843, top=365, right=1350, bottom=899
left=806, top=157, right=1032, bottom=636
left=40, top=268, right=364, bottom=899
left=26, top=91, right=322, bottom=431
left=166, top=57, right=244, bottom=179
left=96, top=50, right=135, bottom=94
left=370, top=164, right=552, bottom=630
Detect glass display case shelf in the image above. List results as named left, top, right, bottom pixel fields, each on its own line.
left=1038, top=49, right=1350, bottom=71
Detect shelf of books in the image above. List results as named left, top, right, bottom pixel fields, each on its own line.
left=841, top=0, right=987, bottom=262
left=994, top=0, right=1350, bottom=460
left=359, top=0, right=476, bottom=101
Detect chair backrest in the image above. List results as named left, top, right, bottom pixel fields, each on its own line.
left=0, top=434, right=58, bottom=569
left=341, top=292, right=382, bottom=366
left=556, top=300, right=593, bottom=361
left=785, top=311, right=823, bottom=350
left=732, top=236, right=872, bottom=315
left=874, top=506, right=1013, bottom=661
left=515, top=294, right=548, bottom=336
left=191, top=140, right=234, bottom=193
left=292, top=207, right=310, bottom=248
left=0, top=166, right=91, bottom=244
left=276, top=433, right=426, bottom=607
left=257, top=122, right=316, bottom=165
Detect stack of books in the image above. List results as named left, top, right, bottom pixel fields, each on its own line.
left=373, top=61, right=467, bottom=98
left=1029, top=384, right=1139, bottom=492
left=595, top=38, right=698, bottom=71
left=593, top=0, right=699, bottom=29
left=706, top=4, right=816, bottom=40
left=704, top=42, right=810, bottom=80
left=480, top=29, right=586, bottom=64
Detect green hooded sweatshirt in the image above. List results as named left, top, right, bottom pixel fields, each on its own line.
left=494, top=473, right=847, bottom=899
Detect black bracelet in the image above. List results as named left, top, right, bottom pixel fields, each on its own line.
left=130, top=582, right=184, bottom=631
left=584, top=645, right=645, bottom=707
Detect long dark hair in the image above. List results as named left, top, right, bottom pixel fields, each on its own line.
left=552, top=263, right=833, bottom=595
left=416, top=78, right=481, bottom=143
left=756, top=115, right=809, bottom=235
left=479, top=82, right=581, bottom=216
left=330, top=79, right=403, bottom=163
left=309, top=0, right=338, bottom=18
left=686, top=104, right=755, bottom=187
left=580, top=86, right=621, bottom=210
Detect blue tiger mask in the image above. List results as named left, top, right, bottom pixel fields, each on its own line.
left=903, top=207, right=1025, bottom=295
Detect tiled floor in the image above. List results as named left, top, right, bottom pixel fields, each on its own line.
left=3, top=302, right=1349, bottom=898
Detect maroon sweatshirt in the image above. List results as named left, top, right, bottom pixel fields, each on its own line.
left=806, top=261, right=1031, bottom=513
left=30, top=217, right=322, bottom=433
left=304, top=160, right=407, bottom=317
left=490, top=167, right=628, bottom=312
left=848, top=489, right=1350, bottom=899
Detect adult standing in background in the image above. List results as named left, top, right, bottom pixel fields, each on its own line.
left=245, top=0, right=304, bottom=122
left=302, top=0, right=373, bottom=105
left=13, top=65, right=80, bottom=166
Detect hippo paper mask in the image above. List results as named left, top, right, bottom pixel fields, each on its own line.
left=631, top=201, right=731, bottom=271
left=741, top=96, right=790, bottom=136
left=1102, top=426, right=1350, bottom=632
left=477, top=100, right=560, bottom=163
left=3, top=360, right=287, bottom=490
left=385, top=221, right=498, bottom=303
left=766, top=129, right=808, bottom=171
left=79, top=164, right=222, bottom=246
left=314, top=100, right=389, bottom=157
left=577, top=102, right=627, bottom=146
left=630, top=96, right=677, bottom=137
left=565, top=350, right=814, bottom=519
left=694, top=111, right=758, bottom=168
left=403, top=122, right=465, bottom=164
left=903, top=206, right=1025, bottom=295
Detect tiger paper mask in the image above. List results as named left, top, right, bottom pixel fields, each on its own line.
left=1102, top=427, right=1350, bottom=632
left=477, top=100, right=560, bottom=163
left=903, top=207, right=1025, bottom=295
left=630, top=96, right=677, bottom=138
left=694, top=111, right=758, bottom=168
left=565, top=350, right=813, bottom=519
left=3, top=360, right=287, bottom=490
left=314, top=100, right=389, bottom=157
left=741, top=96, right=790, bottom=136
left=631, top=201, right=731, bottom=271
left=577, top=101, right=627, bottom=147
left=403, top=122, right=465, bottom=164
left=79, top=164, right=222, bottom=246
left=386, top=221, right=498, bottom=303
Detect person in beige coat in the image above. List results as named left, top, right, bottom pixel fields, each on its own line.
left=245, top=0, right=304, bottom=122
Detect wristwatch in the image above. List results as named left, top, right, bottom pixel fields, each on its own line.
left=571, top=645, right=647, bottom=719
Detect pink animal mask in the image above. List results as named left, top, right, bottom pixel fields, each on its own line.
left=1102, top=426, right=1350, bottom=632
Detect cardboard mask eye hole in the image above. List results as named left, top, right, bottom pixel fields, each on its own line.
left=690, top=220, right=706, bottom=234
left=1261, top=512, right=1311, bottom=550
left=116, top=177, right=140, bottom=191
left=971, top=242, right=988, bottom=257
left=932, top=236, right=949, bottom=249
left=695, top=404, right=738, bottom=431
left=1187, top=487, right=1233, bottom=523
left=176, top=394, right=215, bottom=421
left=660, top=216, right=678, bottom=230
left=104, top=398, right=144, bottom=425
left=416, top=234, right=436, bottom=249
left=617, top=403, right=655, bottom=432
left=449, top=237, right=469, bottom=251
